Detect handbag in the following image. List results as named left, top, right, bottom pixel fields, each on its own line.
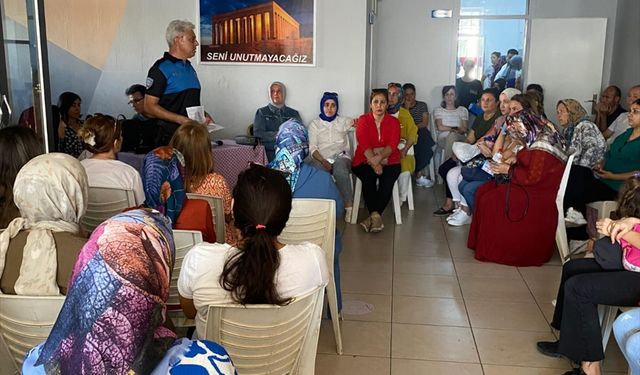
left=461, top=166, right=492, bottom=182
left=503, top=166, right=528, bottom=222
left=593, top=237, right=624, bottom=270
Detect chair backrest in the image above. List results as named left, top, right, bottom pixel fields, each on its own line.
left=279, top=199, right=336, bottom=282
left=168, top=229, right=204, bottom=307
left=186, top=193, right=225, bottom=244
left=80, top=187, right=136, bottom=234
left=555, top=153, right=576, bottom=263
left=0, top=295, right=65, bottom=370
left=204, top=286, right=325, bottom=375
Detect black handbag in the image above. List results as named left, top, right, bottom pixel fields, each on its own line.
left=593, top=237, right=624, bottom=270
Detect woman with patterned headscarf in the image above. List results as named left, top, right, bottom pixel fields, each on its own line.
left=142, top=146, right=216, bottom=242
left=22, top=209, right=177, bottom=374
left=468, top=110, right=567, bottom=266
left=557, top=99, right=606, bottom=169
left=0, top=153, right=88, bottom=296
left=268, top=119, right=345, bottom=311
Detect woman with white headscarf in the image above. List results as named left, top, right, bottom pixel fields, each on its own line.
left=253, top=81, right=302, bottom=161
left=0, top=153, right=88, bottom=295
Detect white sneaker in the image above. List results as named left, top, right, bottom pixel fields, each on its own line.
left=446, top=207, right=462, bottom=221
left=448, top=212, right=472, bottom=226
left=565, top=207, right=587, bottom=226
left=416, top=176, right=434, bottom=188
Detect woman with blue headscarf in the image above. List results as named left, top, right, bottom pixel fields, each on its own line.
left=306, top=92, right=355, bottom=219
left=269, top=119, right=345, bottom=311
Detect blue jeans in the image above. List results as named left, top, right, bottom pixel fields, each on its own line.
left=459, top=180, right=489, bottom=212
left=614, top=308, right=640, bottom=375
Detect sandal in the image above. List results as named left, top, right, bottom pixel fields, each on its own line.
left=359, top=216, right=371, bottom=233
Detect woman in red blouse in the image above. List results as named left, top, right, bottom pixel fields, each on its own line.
left=352, top=89, right=401, bottom=233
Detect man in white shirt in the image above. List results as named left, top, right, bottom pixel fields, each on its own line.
left=604, top=85, right=640, bottom=145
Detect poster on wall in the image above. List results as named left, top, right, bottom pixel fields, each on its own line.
left=199, top=0, right=316, bottom=66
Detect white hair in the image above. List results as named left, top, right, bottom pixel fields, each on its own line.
left=165, top=20, right=195, bottom=47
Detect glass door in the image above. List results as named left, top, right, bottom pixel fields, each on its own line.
left=0, top=0, right=53, bottom=152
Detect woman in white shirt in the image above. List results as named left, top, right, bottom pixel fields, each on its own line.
left=178, top=164, right=328, bottom=338
left=78, top=114, right=145, bottom=205
left=434, top=85, right=469, bottom=160
left=306, top=92, right=355, bottom=213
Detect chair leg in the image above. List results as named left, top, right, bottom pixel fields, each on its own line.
left=407, top=178, right=414, bottom=211
left=326, top=279, right=343, bottom=355
left=392, top=182, right=402, bottom=225
left=350, top=178, right=362, bottom=224
left=600, top=305, right=618, bottom=353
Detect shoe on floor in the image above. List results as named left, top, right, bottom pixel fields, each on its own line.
left=536, top=340, right=562, bottom=358
left=345, top=207, right=352, bottom=223
left=433, top=207, right=454, bottom=216
left=446, top=207, right=463, bottom=221
left=416, top=176, right=434, bottom=188
left=370, top=212, right=384, bottom=233
left=448, top=212, right=472, bottom=226
left=565, top=207, right=587, bottom=225
left=359, top=216, right=371, bottom=233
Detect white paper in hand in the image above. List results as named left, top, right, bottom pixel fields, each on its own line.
left=186, top=105, right=205, bottom=123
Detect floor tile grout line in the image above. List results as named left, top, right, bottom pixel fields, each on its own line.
left=435, top=183, right=488, bottom=374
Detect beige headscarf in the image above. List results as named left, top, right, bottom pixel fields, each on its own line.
left=0, top=153, right=88, bottom=295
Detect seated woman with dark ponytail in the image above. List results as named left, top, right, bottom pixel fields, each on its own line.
left=177, top=164, right=329, bottom=338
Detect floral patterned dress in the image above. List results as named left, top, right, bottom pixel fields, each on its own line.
left=192, top=173, right=237, bottom=245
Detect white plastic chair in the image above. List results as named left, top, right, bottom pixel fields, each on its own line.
left=350, top=178, right=402, bottom=225
left=555, top=153, right=576, bottom=263
left=586, top=200, right=618, bottom=239
left=428, top=111, right=446, bottom=184
left=168, top=229, right=203, bottom=328
left=348, top=128, right=405, bottom=225
left=0, top=295, right=65, bottom=371
left=203, top=286, right=325, bottom=375
left=80, top=187, right=136, bottom=234
left=186, top=193, right=226, bottom=244
left=278, top=198, right=342, bottom=355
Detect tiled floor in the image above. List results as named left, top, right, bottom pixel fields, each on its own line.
left=315, top=185, right=629, bottom=375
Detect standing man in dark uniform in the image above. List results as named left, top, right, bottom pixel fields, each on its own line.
left=144, top=19, right=211, bottom=146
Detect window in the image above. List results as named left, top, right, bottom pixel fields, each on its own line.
left=456, top=0, right=527, bottom=92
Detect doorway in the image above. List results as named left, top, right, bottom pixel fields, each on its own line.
left=0, top=0, right=53, bottom=152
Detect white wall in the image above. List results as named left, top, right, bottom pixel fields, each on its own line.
left=87, top=0, right=369, bottom=138
left=372, top=0, right=457, bottom=112
left=529, top=0, right=619, bottom=90
left=610, top=0, right=640, bottom=96
left=372, top=0, right=622, bottom=112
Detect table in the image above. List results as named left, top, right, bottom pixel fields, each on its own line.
left=117, top=139, right=267, bottom=189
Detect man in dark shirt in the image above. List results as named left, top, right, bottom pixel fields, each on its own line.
left=595, top=85, right=625, bottom=132
left=456, top=59, right=483, bottom=110
left=125, top=84, right=148, bottom=121
left=144, top=19, right=210, bottom=145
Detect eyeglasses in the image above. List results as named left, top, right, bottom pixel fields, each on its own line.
left=128, top=97, right=144, bottom=106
